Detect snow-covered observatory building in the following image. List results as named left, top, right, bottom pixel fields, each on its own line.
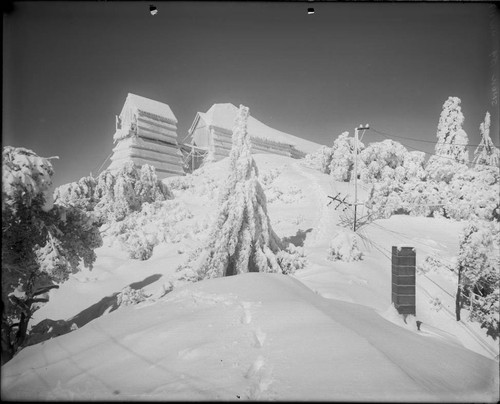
left=187, top=103, right=321, bottom=163
left=108, top=93, right=185, bottom=179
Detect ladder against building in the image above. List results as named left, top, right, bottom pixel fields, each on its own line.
left=179, top=143, right=208, bottom=173
left=108, top=93, right=185, bottom=179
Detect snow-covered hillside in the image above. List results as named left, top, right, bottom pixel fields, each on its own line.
left=2, top=154, right=499, bottom=401
left=2, top=273, right=497, bottom=401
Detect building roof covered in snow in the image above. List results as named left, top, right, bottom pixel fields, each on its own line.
left=121, top=93, right=178, bottom=124
left=189, top=103, right=322, bottom=155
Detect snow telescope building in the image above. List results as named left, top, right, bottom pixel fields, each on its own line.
left=187, top=103, right=322, bottom=163
left=108, top=93, right=185, bottom=179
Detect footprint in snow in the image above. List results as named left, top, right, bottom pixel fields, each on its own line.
left=253, top=328, right=266, bottom=348
left=240, top=301, right=252, bottom=324
left=245, top=356, right=274, bottom=399
left=178, top=347, right=201, bottom=361
left=245, top=355, right=265, bottom=379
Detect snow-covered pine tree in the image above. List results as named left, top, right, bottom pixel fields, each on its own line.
left=197, top=105, right=282, bottom=279
left=54, top=176, right=98, bottom=212
left=329, top=132, right=364, bottom=182
left=427, top=97, right=469, bottom=182
left=2, top=147, right=102, bottom=364
left=473, top=112, right=500, bottom=168
left=455, top=221, right=499, bottom=339
left=434, top=96, right=469, bottom=163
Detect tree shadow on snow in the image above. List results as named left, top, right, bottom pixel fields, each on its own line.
left=25, top=273, right=163, bottom=347
left=282, top=228, right=313, bottom=247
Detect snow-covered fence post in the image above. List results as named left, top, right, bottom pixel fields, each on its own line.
left=391, top=246, right=416, bottom=316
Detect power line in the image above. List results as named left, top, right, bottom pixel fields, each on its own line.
left=367, top=221, right=457, bottom=269
left=371, top=127, right=500, bottom=148
left=370, top=128, right=500, bottom=169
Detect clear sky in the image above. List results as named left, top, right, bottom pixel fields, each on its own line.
left=3, top=1, right=499, bottom=188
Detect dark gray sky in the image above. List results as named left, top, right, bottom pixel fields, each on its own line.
left=3, top=1, right=499, bottom=187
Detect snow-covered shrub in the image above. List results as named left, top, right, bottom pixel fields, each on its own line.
left=117, top=286, right=148, bottom=307
left=135, top=164, right=171, bottom=202
left=418, top=254, right=454, bottom=274
left=266, top=186, right=283, bottom=204
left=403, top=151, right=427, bottom=181
left=164, top=174, right=194, bottom=191
left=125, top=231, right=156, bottom=260
left=175, top=247, right=205, bottom=282
left=456, top=220, right=499, bottom=338
left=398, top=179, right=441, bottom=218
left=198, top=176, right=220, bottom=199
left=2, top=146, right=102, bottom=363
left=260, top=167, right=282, bottom=188
left=291, top=214, right=305, bottom=225
left=55, top=162, right=172, bottom=224
left=276, top=244, right=307, bottom=275
left=329, top=132, right=364, bottom=182
left=444, top=165, right=500, bottom=221
left=429, top=297, right=443, bottom=312
left=266, top=185, right=303, bottom=204
left=359, top=140, right=408, bottom=184
left=365, top=178, right=405, bottom=219
left=197, top=105, right=283, bottom=279
left=302, top=145, right=334, bottom=174
left=54, top=176, right=98, bottom=212
left=426, top=157, right=465, bottom=184
left=327, top=229, right=363, bottom=262
left=473, top=112, right=500, bottom=167
left=279, top=186, right=304, bottom=204
left=104, top=200, right=194, bottom=258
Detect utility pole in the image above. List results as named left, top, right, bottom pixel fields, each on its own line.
left=353, top=124, right=369, bottom=232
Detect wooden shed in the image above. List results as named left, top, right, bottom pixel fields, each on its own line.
left=108, top=93, right=185, bottom=178
left=187, top=103, right=322, bottom=164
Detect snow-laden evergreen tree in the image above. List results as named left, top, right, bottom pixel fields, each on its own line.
left=402, top=151, right=427, bottom=181
left=455, top=221, right=499, bottom=339
left=445, top=164, right=500, bottom=221
left=359, top=139, right=408, bottom=183
left=329, top=132, right=364, bottom=182
left=2, top=147, right=102, bottom=364
left=54, top=176, right=98, bottom=212
left=302, top=145, right=333, bottom=174
left=55, top=162, right=171, bottom=224
left=197, top=105, right=282, bottom=278
left=434, top=96, right=469, bottom=163
left=399, top=178, right=444, bottom=217
left=360, top=140, right=409, bottom=219
left=473, top=112, right=500, bottom=167
left=427, top=97, right=469, bottom=182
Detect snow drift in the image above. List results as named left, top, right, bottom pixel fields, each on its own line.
left=1, top=273, right=497, bottom=401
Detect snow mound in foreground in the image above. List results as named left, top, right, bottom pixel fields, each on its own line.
left=2, top=273, right=497, bottom=401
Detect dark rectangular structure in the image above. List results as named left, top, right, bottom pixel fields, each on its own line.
left=391, top=246, right=416, bottom=315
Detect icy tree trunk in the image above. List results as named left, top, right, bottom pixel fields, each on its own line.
left=1, top=307, right=15, bottom=365
left=456, top=267, right=462, bottom=321
left=197, top=105, right=282, bottom=279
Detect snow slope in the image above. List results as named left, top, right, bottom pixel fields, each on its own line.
left=2, top=273, right=498, bottom=401
left=2, top=153, right=499, bottom=401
